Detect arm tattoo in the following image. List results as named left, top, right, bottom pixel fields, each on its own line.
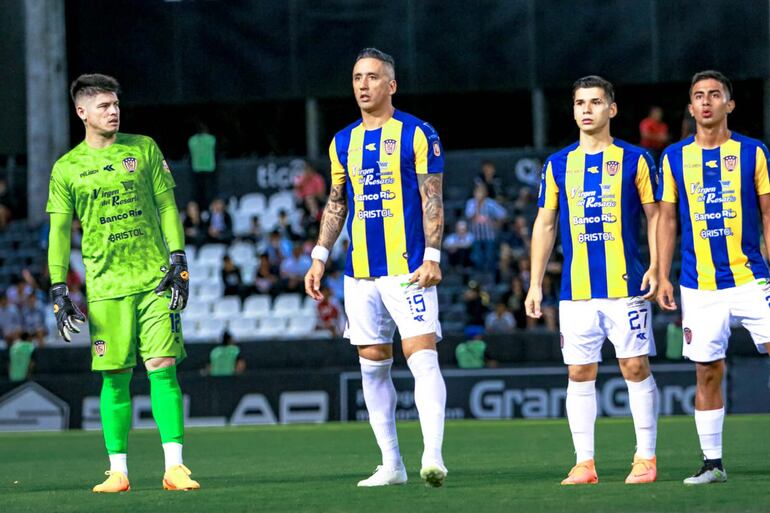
left=317, top=184, right=348, bottom=249
left=418, top=174, right=444, bottom=249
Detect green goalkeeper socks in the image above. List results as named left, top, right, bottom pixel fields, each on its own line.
left=100, top=371, right=132, bottom=455
left=148, top=365, right=185, bottom=444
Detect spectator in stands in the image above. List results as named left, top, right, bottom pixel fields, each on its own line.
left=182, top=200, right=206, bottom=247
left=511, top=186, right=536, bottom=218
left=254, top=253, right=279, bottom=295
left=206, top=331, right=245, bottom=377
left=443, top=220, right=474, bottom=269
left=8, top=332, right=36, bottom=382
left=0, top=177, right=12, bottom=228
left=463, top=281, right=489, bottom=331
left=20, top=294, right=46, bottom=345
left=501, top=275, right=527, bottom=329
left=485, top=302, right=517, bottom=333
left=474, top=160, right=502, bottom=199
left=280, top=243, right=312, bottom=293
left=316, top=284, right=342, bottom=336
left=276, top=209, right=301, bottom=241
left=502, top=215, right=531, bottom=259
left=455, top=325, right=487, bottom=369
left=639, top=105, right=669, bottom=160
left=206, top=198, right=233, bottom=244
left=266, top=229, right=292, bottom=268
left=221, top=255, right=246, bottom=299
left=6, top=276, right=32, bottom=307
left=293, top=161, right=326, bottom=222
left=465, top=183, right=506, bottom=271
left=680, top=105, right=696, bottom=140
left=188, top=122, right=217, bottom=208
left=240, top=215, right=263, bottom=244
left=0, top=294, right=22, bottom=345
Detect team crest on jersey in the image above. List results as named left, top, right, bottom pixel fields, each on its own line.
left=433, top=141, right=441, bottom=157
left=683, top=327, right=692, bottom=344
left=723, top=155, right=737, bottom=171
left=122, top=157, right=138, bottom=173
left=383, top=139, right=397, bottom=155
left=606, top=160, right=619, bottom=176
left=94, top=339, right=107, bottom=356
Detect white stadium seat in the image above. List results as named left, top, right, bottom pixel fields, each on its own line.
left=242, top=295, right=272, bottom=319
left=228, top=318, right=258, bottom=341
left=238, top=193, right=267, bottom=216
left=196, top=278, right=224, bottom=302
left=183, top=301, right=211, bottom=320
left=267, top=191, right=296, bottom=216
left=194, top=318, right=226, bottom=343
left=212, top=296, right=241, bottom=321
left=272, top=293, right=302, bottom=318
left=197, top=244, right=227, bottom=267
left=255, top=317, right=288, bottom=339
left=229, top=241, right=256, bottom=266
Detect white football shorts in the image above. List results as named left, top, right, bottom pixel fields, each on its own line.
left=343, top=274, right=442, bottom=345
left=559, top=296, right=656, bottom=365
left=680, top=280, right=770, bottom=362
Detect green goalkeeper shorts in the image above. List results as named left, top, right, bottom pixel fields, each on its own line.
left=87, top=289, right=186, bottom=371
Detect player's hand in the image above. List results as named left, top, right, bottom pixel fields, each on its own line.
left=50, top=283, right=86, bottom=343
left=155, top=251, right=189, bottom=310
left=656, top=278, right=678, bottom=311
left=304, top=259, right=326, bottom=301
left=525, top=286, right=543, bottom=319
left=641, top=267, right=658, bottom=300
left=409, top=261, right=442, bottom=288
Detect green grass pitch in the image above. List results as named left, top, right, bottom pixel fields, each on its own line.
left=1, top=415, right=769, bottom=513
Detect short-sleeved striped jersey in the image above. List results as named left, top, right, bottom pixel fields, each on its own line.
left=538, top=139, right=657, bottom=300
left=330, top=109, right=444, bottom=278
left=656, top=132, right=770, bottom=290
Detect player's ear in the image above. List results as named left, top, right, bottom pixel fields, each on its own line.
left=726, top=98, right=735, bottom=114
left=687, top=103, right=695, bottom=118
left=389, top=78, right=397, bottom=96
left=75, top=104, right=87, bottom=122
left=609, top=102, right=618, bottom=119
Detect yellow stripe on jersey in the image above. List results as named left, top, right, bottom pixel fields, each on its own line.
left=565, top=149, right=590, bottom=299
left=634, top=155, right=655, bottom=204
left=542, top=161, right=559, bottom=209
left=381, top=119, right=409, bottom=276
left=329, top=140, right=346, bottom=185
left=414, top=127, right=429, bottom=175
left=721, top=139, right=747, bottom=276
left=603, top=144, right=627, bottom=298
left=681, top=143, right=715, bottom=289
left=347, top=124, right=370, bottom=277
left=755, top=146, right=770, bottom=194
left=660, top=154, right=678, bottom=202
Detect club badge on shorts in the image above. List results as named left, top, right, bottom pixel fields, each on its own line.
left=683, top=328, right=692, bottom=344
left=94, top=339, right=107, bottom=356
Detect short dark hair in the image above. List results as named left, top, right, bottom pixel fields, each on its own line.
left=690, top=70, right=733, bottom=99
left=69, top=74, right=120, bottom=104
left=572, top=75, right=615, bottom=103
left=355, top=47, right=396, bottom=77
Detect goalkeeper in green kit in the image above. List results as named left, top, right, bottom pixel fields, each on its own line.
left=46, top=74, right=200, bottom=492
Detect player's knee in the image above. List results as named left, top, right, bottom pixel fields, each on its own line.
left=357, top=344, right=392, bottom=362
left=695, top=361, right=723, bottom=388
left=619, top=356, right=650, bottom=381
left=145, top=356, right=176, bottom=371
left=567, top=364, right=597, bottom=382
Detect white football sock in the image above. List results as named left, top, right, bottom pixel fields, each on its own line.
left=360, top=357, right=402, bottom=470
left=626, top=375, right=658, bottom=459
left=566, top=379, right=597, bottom=463
left=109, top=453, right=128, bottom=475
left=162, top=442, right=184, bottom=470
left=407, top=349, right=446, bottom=468
left=694, top=408, right=724, bottom=460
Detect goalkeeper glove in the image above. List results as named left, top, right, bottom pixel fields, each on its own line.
left=155, top=251, right=189, bottom=310
left=50, top=283, right=86, bottom=342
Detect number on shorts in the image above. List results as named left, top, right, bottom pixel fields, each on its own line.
left=627, top=309, right=648, bottom=331
left=169, top=312, right=181, bottom=333
left=409, top=293, right=427, bottom=313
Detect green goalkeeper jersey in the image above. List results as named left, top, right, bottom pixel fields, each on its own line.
left=46, top=133, right=176, bottom=301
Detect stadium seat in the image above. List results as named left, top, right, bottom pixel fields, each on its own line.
left=238, top=193, right=267, bottom=216
left=184, top=245, right=197, bottom=264
left=196, top=278, right=224, bottom=302
left=242, top=295, right=272, bottom=319
left=183, top=301, right=212, bottom=320
left=232, top=212, right=254, bottom=237
left=193, top=318, right=226, bottom=343
left=229, top=241, right=256, bottom=266
left=212, top=296, right=241, bottom=321
left=286, top=316, right=316, bottom=337
left=228, top=318, right=258, bottom=341
left=272, top=293, right=302, bottom=318
left=197, top=244, right=227, bottom=267
left=255, top=317, right=288, bottom=339
left=241, top=262, right=257, bottom=284
left=267, top=191, right=296, bottom=216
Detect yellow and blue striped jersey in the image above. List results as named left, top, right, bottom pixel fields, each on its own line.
left=656, top=132, right=770, bottom=290
left=538, top=140, right=657, bottom=300
left=330, top=110, right=444, bottom=278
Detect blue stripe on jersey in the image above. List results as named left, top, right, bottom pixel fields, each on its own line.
left=620, top=147, right=643, bottom=296
left=739, top=139, right=768, bottom=279
left=398, top=121, right=425, bottom=272
left=702, top=147, right=736, bottom=288
left=672, top=148, right=698, bottom=288
left=584, top=151, right=608, bottom=297
left=362, top=128, right=388, bottom=276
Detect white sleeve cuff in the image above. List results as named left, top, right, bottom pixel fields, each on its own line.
left=423, top=247, right=441, bottom=263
